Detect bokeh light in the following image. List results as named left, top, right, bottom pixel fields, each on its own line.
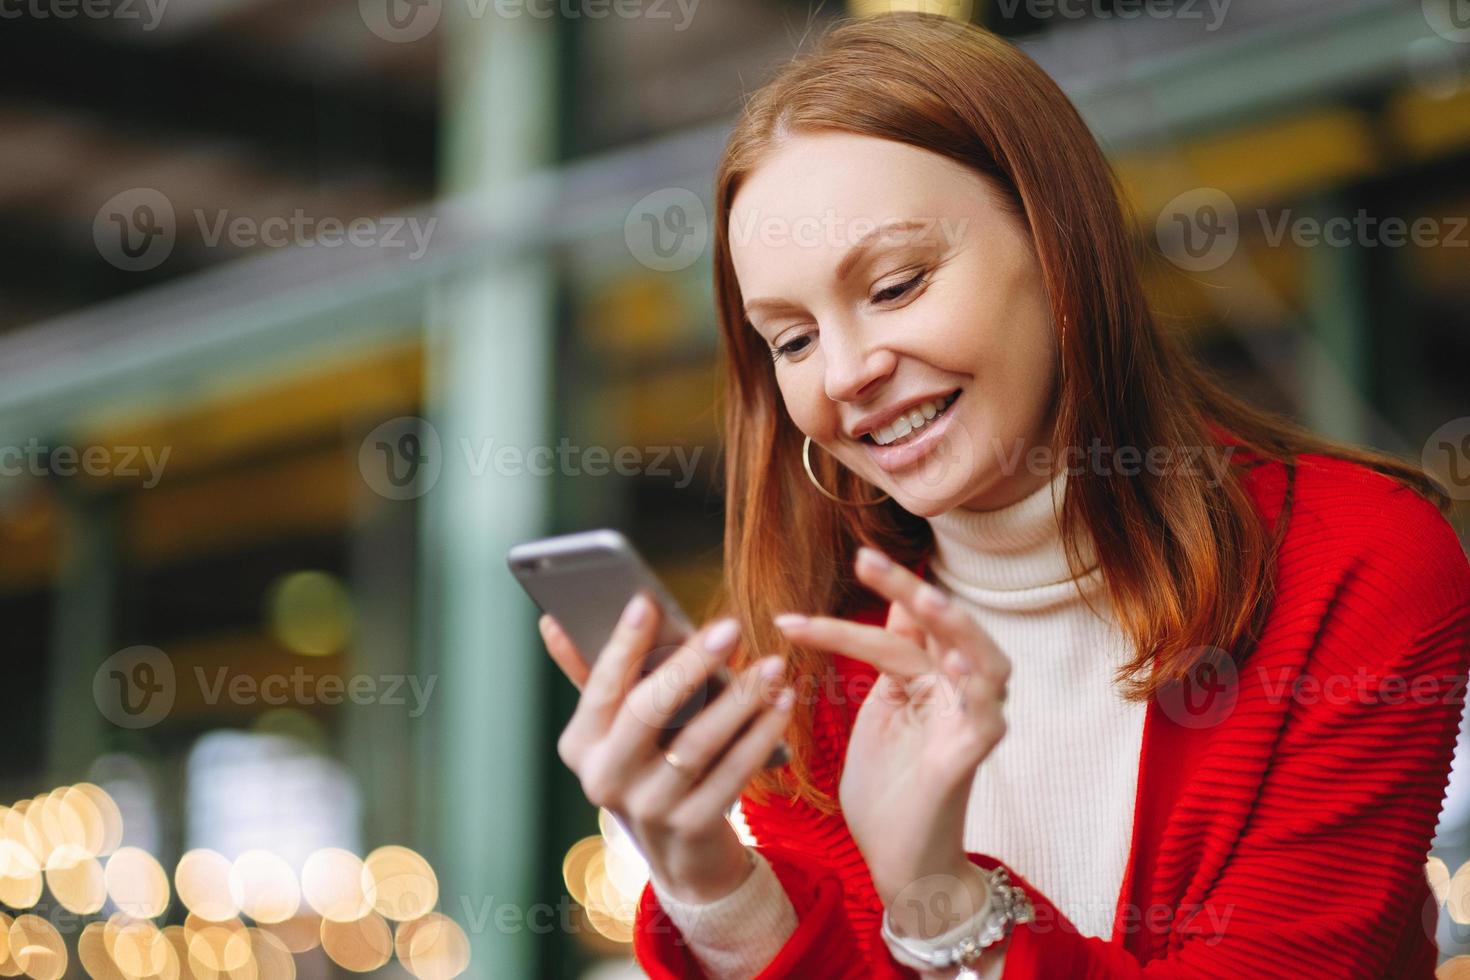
left=265, top=570, right=354, bottom=656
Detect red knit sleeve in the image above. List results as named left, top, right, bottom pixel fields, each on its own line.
left=632, top=841, right=894, bottom=979
left=979, top=477, right=1470, bottom=978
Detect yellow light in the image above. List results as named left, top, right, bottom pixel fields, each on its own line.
left=0, top=840, right=42, bottom=910
left=229, top=850, right=301, bottom=925
left=1449, top=858, right=1470, bottom=925
left=266, top=571, right=354, bottom=657
left=320, top=912, right=392, bottom=973
left=363, top=846, right=438, bottom=923
left=7, top=914, right=66, bottom=980
left=395, top=913, right=470, bottom=980
left=301, top=849, right=372, bottom=923
left=247, top=926, right=297, bottom=979
left=43, top=845, right=106, bottom=915
left=561, top=837, right=602, bottom=907
left=1429, top=856, right=1452, bottom=907
left=848, top=0, right=973, bottom=21
left=176, top=849, right=241, bottom=922
left=103, top=847, right=171, bottom=919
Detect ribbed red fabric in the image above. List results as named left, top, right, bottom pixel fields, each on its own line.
left=634, top=448, right=1470, bottom=978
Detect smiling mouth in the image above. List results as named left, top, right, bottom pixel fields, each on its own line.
left=862, top=389, right=962, bottom=447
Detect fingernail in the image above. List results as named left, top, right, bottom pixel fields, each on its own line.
left=776, top=688, right=795, bottom=710
left=704, top=618, right=739, bottom=654
left=759, top=655, right=785, bottom=680
left=622, top=593, right=652, bottom=629
left=774, top=613, right=808, bottom=630
left=917, top=584, right=949, bottom=612
left=858, top=546, right=891, bottom=572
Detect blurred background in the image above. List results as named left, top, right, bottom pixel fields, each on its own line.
left=0, top=0, right=1468, bottom=976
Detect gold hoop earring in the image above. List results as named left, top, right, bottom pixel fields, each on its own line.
left=802, top=435, right=890, bottom=507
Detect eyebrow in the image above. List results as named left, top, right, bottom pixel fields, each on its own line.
left=741, top=219, right=932, bottom=321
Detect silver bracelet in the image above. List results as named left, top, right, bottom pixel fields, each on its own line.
left=880, top=866, right=1034, bottom=977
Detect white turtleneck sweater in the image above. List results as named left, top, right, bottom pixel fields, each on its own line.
left=649, top=469, right=1148, bottom=978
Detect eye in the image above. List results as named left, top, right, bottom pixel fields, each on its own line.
left=871, top=271, right=929, bottom=305
left=769, top=334, right=813, bottom=363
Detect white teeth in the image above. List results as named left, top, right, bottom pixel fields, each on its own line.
left=871, top=391, right=959, bottom=446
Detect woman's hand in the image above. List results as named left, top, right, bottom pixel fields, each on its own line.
left=773, top=546, right=1010, bottom=927
left=540, top=591, right=795, bottom=905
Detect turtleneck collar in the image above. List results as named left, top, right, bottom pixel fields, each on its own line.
left=925, top=467, right=1105, bottom=612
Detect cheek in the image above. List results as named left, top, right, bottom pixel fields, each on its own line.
left=778, top=361, right=850, bottom=440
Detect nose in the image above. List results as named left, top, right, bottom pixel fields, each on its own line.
left=823, top=321, right=896, bottom=404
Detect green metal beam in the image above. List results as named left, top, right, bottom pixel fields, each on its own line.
left=414, top=8, right=561, bottom=978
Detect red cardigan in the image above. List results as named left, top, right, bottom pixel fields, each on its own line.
left=634, top=450, right=1470, bottom=978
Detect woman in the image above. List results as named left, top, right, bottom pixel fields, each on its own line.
left=542, top=13, right=1470, bottom=978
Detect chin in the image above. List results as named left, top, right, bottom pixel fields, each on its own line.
left=889, top=478, right=969, bottom=519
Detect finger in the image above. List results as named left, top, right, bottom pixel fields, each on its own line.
left=885, top=600, right=928, bottom=652
left=855, top=546, right=1008, bottom=681
left=933, top=651, right=1006, bottom=722
left=672, top=683, right=795, bottom=825
left=574, top=590, right=663, bottom=731
left=772, top=612, right=932, bottom=677
left=646, top=655, right=787, bottom=795
left=608, top=616, right=743, bottom=751
left=540, top=614, right=590, bottom=691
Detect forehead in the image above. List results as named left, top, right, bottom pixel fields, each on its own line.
left=728, top=132, right=984, bottom=282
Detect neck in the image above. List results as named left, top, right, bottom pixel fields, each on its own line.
left=925, top=468, right=1103, bottom=611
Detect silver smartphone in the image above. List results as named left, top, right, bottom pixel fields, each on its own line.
left=507, top=528, right=789, bottom=769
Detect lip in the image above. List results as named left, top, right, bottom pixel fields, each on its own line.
left=847, top=389, right=962, bottom=441
left=859, top=389, right=963, bottom=473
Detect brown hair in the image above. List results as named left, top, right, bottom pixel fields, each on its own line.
left=703, top=12, right=1450, bottom=815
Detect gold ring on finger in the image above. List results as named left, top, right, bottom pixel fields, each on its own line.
left=663, top=749, right=700, bottom=780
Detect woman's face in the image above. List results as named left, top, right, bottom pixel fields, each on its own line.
left=729, top=130, right=1059, bottom=517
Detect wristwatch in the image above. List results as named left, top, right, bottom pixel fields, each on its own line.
left=880, top=866, right=1035, bottom=977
